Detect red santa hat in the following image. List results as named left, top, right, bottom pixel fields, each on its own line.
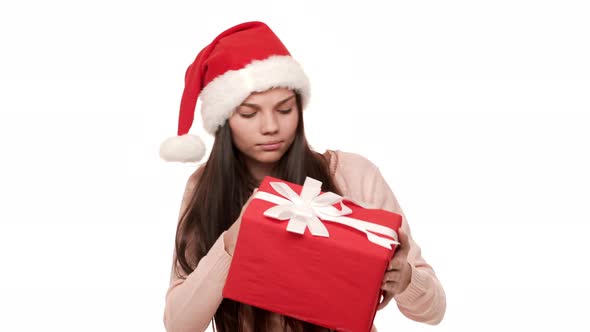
left=159, top=21, right=311, bottom=163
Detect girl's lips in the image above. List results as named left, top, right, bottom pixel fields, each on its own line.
left=259, top=141, right=282, bottom=151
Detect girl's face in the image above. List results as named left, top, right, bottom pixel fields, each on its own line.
left=228, top=87, right=299, bottom=169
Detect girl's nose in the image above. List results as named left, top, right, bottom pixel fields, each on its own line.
left=260, top=111, right=279, bottom=134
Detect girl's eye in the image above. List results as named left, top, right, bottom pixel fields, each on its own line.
left=278, top=108, right=292, bottom=114
left=239, top=112, right=256, bottom=118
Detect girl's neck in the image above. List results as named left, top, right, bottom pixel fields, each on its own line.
left=246, top=159, right=277, bottom=182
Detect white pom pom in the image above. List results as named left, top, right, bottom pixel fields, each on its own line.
left=159, top=134, right=206, bottom=163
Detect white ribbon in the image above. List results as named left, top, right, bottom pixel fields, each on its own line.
left=253, top=177, right=400, bottom=249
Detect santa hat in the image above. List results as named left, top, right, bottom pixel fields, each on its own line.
left=159, top=21, right=311, bottom=163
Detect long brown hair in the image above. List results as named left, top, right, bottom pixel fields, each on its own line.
left=173, top=93, right=341, bottom=331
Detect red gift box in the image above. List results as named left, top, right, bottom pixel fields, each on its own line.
left=222, top=176, right=402, bottom=332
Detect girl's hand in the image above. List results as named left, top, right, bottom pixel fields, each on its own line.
left=224, top=188, right=258, bottom=256
left=378, top=229, right=412, bottom=310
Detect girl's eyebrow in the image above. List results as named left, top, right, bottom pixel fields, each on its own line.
left=240, top=95, right=296, bottom=110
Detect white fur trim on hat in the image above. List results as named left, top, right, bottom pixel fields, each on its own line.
left=199, top=55, right=310, bottom=134
left=159, top=134, right=206, bottom=163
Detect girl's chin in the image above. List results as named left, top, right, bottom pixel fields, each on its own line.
left=257, top=152, right=283, bottom=162
left=249, top=150, right=285, bottom=164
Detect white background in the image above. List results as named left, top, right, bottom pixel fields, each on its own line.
left=1, top=0, right=589, bottom=331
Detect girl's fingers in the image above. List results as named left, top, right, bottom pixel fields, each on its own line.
left=381, top=282, right=395, bottom=293
left=388, top=258, right=402, bottom=271
left=383, top=270, right=401, bottom=283
left=377, top=293, right=394, bottom=310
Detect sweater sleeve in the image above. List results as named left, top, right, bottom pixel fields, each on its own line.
left=162, top=169, right=233, bottom=332
left=163, top=233, right=231, bottom=332
left=365, top=162, right=446, bottom=325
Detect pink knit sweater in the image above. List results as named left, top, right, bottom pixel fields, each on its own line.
left=163, top=150, right=446, bottom=331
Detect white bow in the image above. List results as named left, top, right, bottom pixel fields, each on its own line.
left=253, top=177, right=399, bottom=249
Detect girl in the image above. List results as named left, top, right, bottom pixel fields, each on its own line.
left=160, top=21, right=446, bottom=332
